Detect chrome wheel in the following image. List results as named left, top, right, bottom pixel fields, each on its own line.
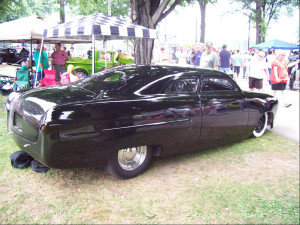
left=75, top=69, right=87, bottom=78
left=118, top=146, right=147, bottom=171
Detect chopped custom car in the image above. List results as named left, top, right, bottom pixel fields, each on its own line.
left=6, top=65, right=278, bottom=179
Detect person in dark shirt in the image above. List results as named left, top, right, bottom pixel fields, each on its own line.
left=87, top=47, right=92, bottom=59
left=219, top=44, right=231, bottom=74
left=193, top=45, right=202, bottom=67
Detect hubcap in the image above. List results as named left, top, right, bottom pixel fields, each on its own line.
left=118, top=146, right=147, bottom=171
left=76, top=71, right=85, bottom=78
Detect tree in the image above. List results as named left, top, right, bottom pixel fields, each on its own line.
left=197, top=0, right=217, bottom=43
left=67, top=0, right=130, bottom=18
left=232, top=0, right=298, bottom=44
left=131, top=0, right=198, bottom=64
left=60, top=0, right=65, bottom=23
left=0, top=0, right=56, bottom=23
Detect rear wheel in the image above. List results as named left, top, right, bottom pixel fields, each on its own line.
left=251, top=112, right=268, bottom=138
left=75, top=69, right=87, bottom=78
left=105, top=145, right=153, bottom=179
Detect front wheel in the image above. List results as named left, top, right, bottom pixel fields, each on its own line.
left=105, top=145, right=153, bottom=179
left=251, top=112, right=268, bottom=138
left=0, top=56, right=3, bottom=64
left=75, top=68, right=87, bottom=78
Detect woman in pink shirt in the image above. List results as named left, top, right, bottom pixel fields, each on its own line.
left=50, top=43, right=69, bottom=83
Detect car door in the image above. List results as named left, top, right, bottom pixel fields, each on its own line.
left=131, top=75, right=202, bottom=157
left=200, top=75, right=249, bottom=149
left=153, top=75, right=204, bottom=155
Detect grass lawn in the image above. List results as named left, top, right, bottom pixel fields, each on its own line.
left=0, top=92, right=299, bottom=224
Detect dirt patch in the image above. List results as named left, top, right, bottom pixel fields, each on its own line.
left=0, top=63, right=19, bottom=76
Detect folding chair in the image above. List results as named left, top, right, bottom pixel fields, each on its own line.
left=13, top=70, right=31, bottom=91
left=40, top=70, right=57, bottom=86
left=60, top=72, right=70, bottom=85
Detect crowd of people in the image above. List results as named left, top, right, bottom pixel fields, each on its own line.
left=160, top=42, right=299, bottom=107
left=12, top=41, right=300, bottom=107
left=17, top=43, right=80, bottom=87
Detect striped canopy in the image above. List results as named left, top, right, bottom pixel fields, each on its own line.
left=43, top=12, right=157, bottom=41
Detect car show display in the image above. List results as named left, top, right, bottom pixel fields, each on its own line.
left=66, top=50, right=134, bottom=77
left=6, top=65, right=278, bottom=179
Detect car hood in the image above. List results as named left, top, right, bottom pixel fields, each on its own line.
left=14, top=85, right=96, bottom=122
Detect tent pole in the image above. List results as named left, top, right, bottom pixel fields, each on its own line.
left=35, top=37, right=44, bottom=87
left=92, top=34, right=95, bottom=74
left=30, top=37, right=33, bottom=76
left=104, top=37, right=107, bottom=69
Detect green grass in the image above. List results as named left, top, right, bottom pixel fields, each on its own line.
left=0, top=93, right=299, bottom=224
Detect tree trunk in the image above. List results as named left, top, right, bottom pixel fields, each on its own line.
left=131, top=0, right=156, bottom=64
left=198, top=2, right=206, bottom=43
left=255, top=2, right=262, bottom=44
left=60, top=0, right=65, bottom=24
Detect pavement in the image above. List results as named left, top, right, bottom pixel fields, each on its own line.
left=236, top=76, right=299, bottom=143
left=1, top=63, right=299, bottom=143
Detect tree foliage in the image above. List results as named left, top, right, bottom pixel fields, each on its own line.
left=232, top=0, right=298, bottom=43
left=0, top=0, right=56, bottom=23
left=67, top=0, right=131, bottom=18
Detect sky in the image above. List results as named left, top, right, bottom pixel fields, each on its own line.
left=158, top=0, right=299, bottom=51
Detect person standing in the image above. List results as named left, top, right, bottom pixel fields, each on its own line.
left=159, top=47, right=169, bottom=64
left=270, top=51, right=299, bottom=107
left=248, top=51, right=269, bottom=92
left=232, top=49, right=242, bottom=79
left=219, top=44, right=231, bottom=74
left=50, top=43, right=69, bottom=83
left=87, top=47, right=92, bottom=59
left=193, top=45, right=202, bottom=67
left=242, top=51, right=250, bottom=78
left=34, top=44, right=49, bottom=81
left=266, top=50, right=276, bottom=84
left=200, top=42, right=219, bottom=69
left=69, top=47, right=75, bottom=58
left=175, top=47, right=187, bottom=65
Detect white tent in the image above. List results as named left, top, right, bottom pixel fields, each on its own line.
left=0, top=15, right=91, bottom=44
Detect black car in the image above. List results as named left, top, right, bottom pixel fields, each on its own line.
left=6, top=65, right=278, bottom=179
left=0, top=47, right=30, bottom=65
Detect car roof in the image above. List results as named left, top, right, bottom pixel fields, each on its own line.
left=78, top=65, right=232, bottom=96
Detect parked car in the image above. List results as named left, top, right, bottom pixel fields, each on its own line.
left=6, top=65, right=278, bottom=179
left=66, top=50, right=133, bottom=77
left=0, top=47, right=30, bottom=65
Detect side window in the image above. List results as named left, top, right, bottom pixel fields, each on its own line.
left=103, top=71, right=127, bottom=82
left=201, top=77, right=236, bottom=91
left=98, top=52, right=111, bottom=61
left=165, top=78, right=198, bottom=94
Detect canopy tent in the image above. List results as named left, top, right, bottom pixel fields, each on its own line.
left=43, top=12, right=157, bottom=41
left=0, top=15, right=91, bottom=44
left=43, top=12, right=157, bottom=74
left=251, top=39, right=299, bottom=50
